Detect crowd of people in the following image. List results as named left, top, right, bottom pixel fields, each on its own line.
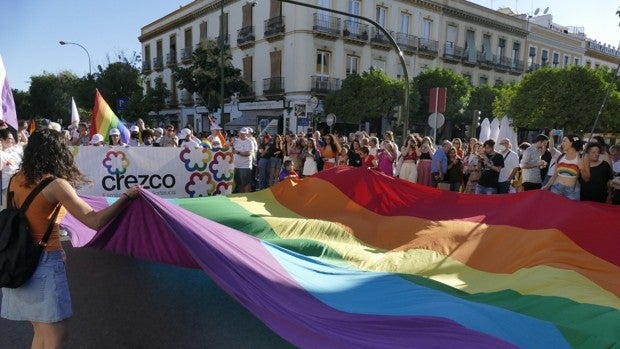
left=2, top=117, right=620, bottom=205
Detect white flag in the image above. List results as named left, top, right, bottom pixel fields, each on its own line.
left=71, top=97, right=80, bottom=126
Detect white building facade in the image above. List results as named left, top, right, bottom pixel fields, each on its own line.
left=139, top=0, right=619, bottom=135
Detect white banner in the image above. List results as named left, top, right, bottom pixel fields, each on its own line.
left=73, top=146, right=234, bottom=198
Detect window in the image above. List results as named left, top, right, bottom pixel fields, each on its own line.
left=317, top=0, right=330, bottom=22
left=511, top=42, right=520, bottom=67
left=144, top=45, right=151, bottom=64
left=348, top=0, right=361, bottom=32
left=376, top=6, right=387, bottom=27
left=563, top=55, right=569, bottom=67
left=482, top=34, right=491, bottom=60
left=242, top=56, right=253, bottom=84
left=465, top=30, right=475, bottom=62
left=400, top=12, right=410, bottom=34
left=184, top=28, right=192, bottom=48
left=528, top=46, right=536, bottom=67
left=574, top=57, right=579, bottom=65
left=371, top=59, right=386, bottom=71
left=541, top=50, right=548, bottom=65
left=346, top=55, right=359, bottom=76
left=422, top=18, right=431, bottom=39
left=552, top=52, right=559, bottom=67
left=497, top=38, right=506, bottom=62
left=446, top=25, right=457, bottom=55
left=199, top=22, right=207, bottom=40
left=479, top=76, right=488, bottom=85
left=316, top=50, right=331, bottom=75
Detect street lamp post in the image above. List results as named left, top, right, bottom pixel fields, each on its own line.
left=220, top=1, right=225, bottom=127
left=276, top=0, right=410, bottom=142
left=471, top=110, right=481, bottom=139
left=59, top=41, right=92, bottom=76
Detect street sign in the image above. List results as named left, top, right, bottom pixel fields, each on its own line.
left=297, top=118, right=310, bottom=126
left=428, top=112, right=445, bottom=129
left=117, top=97, right=129, bottom=112
left=309, top=96, right=319, bottom=110
left=326, top=113, right=336, bottom=126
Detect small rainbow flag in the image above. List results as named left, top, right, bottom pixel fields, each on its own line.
left=90, top=89, right=129, bottom=144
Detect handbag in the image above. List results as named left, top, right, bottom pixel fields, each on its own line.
left=0, top=176, right=61, bottom=288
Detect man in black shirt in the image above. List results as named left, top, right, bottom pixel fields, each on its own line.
left=476, top=139, right=504, bottom=195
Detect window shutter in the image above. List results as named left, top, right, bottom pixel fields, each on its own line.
left=270, top=51, right=282, bottom=77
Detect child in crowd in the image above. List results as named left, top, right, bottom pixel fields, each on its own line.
left=278, top=159, right=299, bottom=181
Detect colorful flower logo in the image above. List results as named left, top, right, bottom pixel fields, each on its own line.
left=185, top=172, right=215, bottom=197
left=209, top=151, right=234, bottom=182
left=102, top=150, right=130, bottom=175
left=179, top=147, right=212, bottom=172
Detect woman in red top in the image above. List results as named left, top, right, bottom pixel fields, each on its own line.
left=1, top=129, right=140, bottom=348
left=360, top=145, right=377, bottom=170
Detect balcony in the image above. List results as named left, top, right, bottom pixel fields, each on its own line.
left=442, top=42, right=464, bottom=63
left=237, top=26, right=255, bottom=48
left=166, top=51, right=177, bottom=67
left=180, top=91, right=194, bottom=105
left=493, top=55, right=511, bottom=73
left=313, top=13, right=340, bottom=39
left=264, top=16, right=285, bottom=41
left=263, top=77, right=285, bottom=97
left=180, top=47, right=193, bottom=63
left=394, top=32, right=417, bottom=54
left=527, top=62, right=541, bottom=72
left=417, top=37, right=438, bottom=57
left=310, top=76, right=341, bottom=95
left=153, top=56, right=164, bottom=71
left=141, top=61, right=151, bottom=74
left=343, top=20, right=368, bottom=45
left=477, top=51, right=493, bottom=70
left=509, top=59, right=525, bottom=75
left=240, top=80, right=255, bottom=100
left=370, top=27, right=391, bottom=50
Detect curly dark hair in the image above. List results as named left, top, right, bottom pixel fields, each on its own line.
left=21, top=129, right=89, bottom=188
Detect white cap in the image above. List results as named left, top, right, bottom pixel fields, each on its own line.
left=155, top=127, right=164, bottom=134
left=239, top=127, right=249, bottom=134
left=179, top=128, right=191, bottom=138
left=90, top=134, right=104, bottom=144
left=130, top=125, right=139, bottom=132
left=246, top=127, right=254, bottom=134
left=109, top=128, right=120, bottom=136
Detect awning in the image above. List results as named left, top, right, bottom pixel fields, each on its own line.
left=225, top=114, right=257, bottom=131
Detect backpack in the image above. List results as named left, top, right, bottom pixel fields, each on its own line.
left=0, top=176, right=60, bottom=288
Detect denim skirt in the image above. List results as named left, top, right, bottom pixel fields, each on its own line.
left=1, top=250, right=73, bottom=323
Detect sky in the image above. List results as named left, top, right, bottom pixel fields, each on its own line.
left=1, top=0, right=619, bottom=92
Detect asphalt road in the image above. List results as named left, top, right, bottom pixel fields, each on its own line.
left=0, top=242, right=294, bottom=349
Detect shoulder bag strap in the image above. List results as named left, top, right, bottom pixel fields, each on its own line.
left=39, top=203, right=62, bottom=247
left=19, top=176, right=56, bottom=215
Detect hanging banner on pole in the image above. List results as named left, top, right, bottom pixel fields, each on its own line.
left=429, top=87, right=447, bottom=113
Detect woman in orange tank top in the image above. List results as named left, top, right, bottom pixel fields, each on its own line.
left=1, top=129, right=141, bottom=348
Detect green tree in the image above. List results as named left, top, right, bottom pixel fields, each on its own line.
left=412, top=68, right=471, bottom=124
left=96, top=61, right=142, bottom=120
left=143, top=76, right=170, bottom=117
left=29, top=71, right=80, bottom=123
left=465, top=84, right=500, bottom=121
left=12, top=89, right=34, bottom=121
left=324, top=68, right=404, bottom=126
left=507, top=66, right=610, bottom=132
left=173, top=40, right=249, bottom=113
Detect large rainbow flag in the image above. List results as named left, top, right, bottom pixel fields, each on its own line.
left=90, top=89, right=130, bottom=144
left=61, top=167, right=620, bottom=348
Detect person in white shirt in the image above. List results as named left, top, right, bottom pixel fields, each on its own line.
left=128, top=125, right=140, bottom=147
left=232, top=127, right=256, bottom=193
left=178, top=128, right=202, bottom=149
left=0, top=129, right=24, bottom=208
left=497, top=138, right=520, bottom=194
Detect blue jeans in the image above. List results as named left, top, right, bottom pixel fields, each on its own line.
left=475, top=183, right=497, bottom=195
left=550, top=182, right=580, bottom=201
left=258, top=158, right=271, bottom=190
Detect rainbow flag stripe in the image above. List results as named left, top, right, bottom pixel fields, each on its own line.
left=62, top=167, right=620, bottom=348
left=90, top=89, right=130, bottom=144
